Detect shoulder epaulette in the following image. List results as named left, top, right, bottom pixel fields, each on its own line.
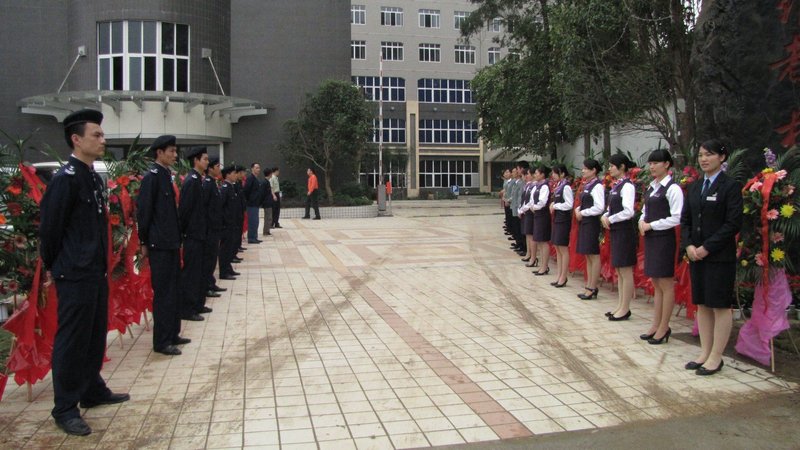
left=64, top=165, right=76, bottom=175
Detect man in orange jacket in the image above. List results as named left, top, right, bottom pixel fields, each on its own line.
left=303, top=167, right=321, bottom=220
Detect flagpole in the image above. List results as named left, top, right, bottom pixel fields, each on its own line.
left=378, top=57, right=384, bottom=194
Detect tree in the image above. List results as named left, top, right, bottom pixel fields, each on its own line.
left=280, top=80, right=372, bottom=203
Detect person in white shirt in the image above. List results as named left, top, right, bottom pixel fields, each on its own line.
left=601, top=154, right=637, bottom=321
left=575, top=159, right=605, bottom=300
left=530, top=165, right=552, bottom=276
left=639, top=149, right=684, bottom=344
left=549, top=164, right=573, bottom=288
left=517, top=168, right=536, bottom=265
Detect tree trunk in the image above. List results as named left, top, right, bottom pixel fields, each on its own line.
left=603, top=125, right=612, bottom=164
left=324, top=166, right=334, bottom=206
left=583, top=129, right=591, bottom=157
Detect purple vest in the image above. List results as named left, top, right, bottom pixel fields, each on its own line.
left=580, top=179, right=601, bottom=211
left=532, top=181, right=550, bottom=217
left=607, top=178, right=633, bottom=231
left=552, top=180, right=571, bottom=223
left=644, top=179, right=676, bottom=236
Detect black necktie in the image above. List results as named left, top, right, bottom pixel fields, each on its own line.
left=701, top=179, right=710, bottom=197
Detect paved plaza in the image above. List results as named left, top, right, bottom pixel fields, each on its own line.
left=0, top=201, right=795, bottom=449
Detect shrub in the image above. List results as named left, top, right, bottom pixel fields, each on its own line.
left=281, top=179, right=299, bottom=199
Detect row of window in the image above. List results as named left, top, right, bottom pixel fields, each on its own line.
left=352, top=41, right=502, bottom=65
left=419, top=159, right=480, bottom=188
left=367, top=119, right=480, bottom=145
left=98, top=20, right=189, bottom=92
left=351, top=5, right=502, bottom=32
left=351, top=77, right=476, bottom=104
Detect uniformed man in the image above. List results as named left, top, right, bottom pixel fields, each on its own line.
left=137, top=135, right=188, bottom=357
left=39, top=109, right=130, bottom=436
left=178, top=147, right=210, bottom=321
left=234, top=165, right=247, bottom=256
left=203, top=157, right=225, bottom=298
left=218, top=166, right=241, bottom=279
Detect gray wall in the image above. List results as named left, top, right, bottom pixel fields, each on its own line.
left=0, top=0, right=69, bottom=155
left=229, top=0, right=351, bottom=184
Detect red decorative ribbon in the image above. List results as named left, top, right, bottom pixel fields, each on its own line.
left=743, top=172, right=779, bottom=310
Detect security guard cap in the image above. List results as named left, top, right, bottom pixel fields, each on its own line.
left=63, top=109, right=103, bottom=128
left=185, top=146, right=207, bottom=161
left=149, top=135, right=177, bottom=156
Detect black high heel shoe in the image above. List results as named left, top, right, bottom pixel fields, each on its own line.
left=647, top=328, right=671, bottom=345
left=608, top=310, right=631, bottom=321
left=684, top=361, right=704, bottom=370
left=577, top=288, right=598, bottom=300
left=553, top=280, right=567, bottom=288
left=696, top=360, right=724, bottom=376
left=521, top=256, right=531, bottom=262
left=534, top=268, right=550, bottom=276
left=639, top=332, right=656, bottom=340
left=531, top=258, right=538, bottom=267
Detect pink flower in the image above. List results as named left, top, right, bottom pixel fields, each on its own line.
left=107, top=179, right=118, bottom=189
left=755, top=253, right=766, bottom=267
left=766, top=209, right=779, bottom=220
left=109, top=194, right=119, bottom=204
left=786, top=185, right=795, bottom=196
left=771, top=232, right=785, bottom=243
left=749, top=181, right=763, bottom=192
left=776, top=170, right=787, bottom=180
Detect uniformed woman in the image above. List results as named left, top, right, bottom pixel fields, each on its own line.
left=575, top=159, right=605, bottom=300
left=601, top=154, right=637, bottom=320
left=681, top=140, right=742, bottom=375
left=549, top=164, right=573, bottom=288
left=531, top=165, right=552, bottom=276
left=638, top=149, right=683, bottom=344
left=517, top=168, right=537, bottom=266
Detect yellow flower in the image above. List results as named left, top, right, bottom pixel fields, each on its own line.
left=780, top=204, right=795, bottom=218
left=762, top=168, right=774, bottom=174
left=771, top=248, right=785, bottom=263
left=740, top=259, right=748, bottom=267
left=743, top=206, right=750, bottom=214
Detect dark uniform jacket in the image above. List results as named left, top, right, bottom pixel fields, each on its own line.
left=39, top=156, right=107, bottom=280
left=219, top=181, right=239, bottom=229
left=204, top=175, right=223, bottom=234
left=261, top=177, right=274, bottom=208
left=178, top=169, right=207, bottom=240
left=680, top=171, right=743, bottom=262
left=243, top=173, right=263, bottom=207
left=234, top=181, right=246, bottom=226
left=137, top=163, right=180, bottom=250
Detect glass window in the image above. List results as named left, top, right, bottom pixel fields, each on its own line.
left=418, top=158, right=480, bottom=188
left=488, top=47, right=501, bottom=65
left=351, top=76, right=405, bottom=101
left=351, top=40, right=366, bottom=60
left=455, top=45, right=476, bottom=64
left=417, top=79, right=475, bottom=104
left=490, top=17, right=502, bottom=32
left=351, top=5, right=366, bottom=25
left=371, top=118, right=406, bottom=143
left=381, top=41, right=403, bottom=61
left=98, top=20, right=189, bottom=92
left=381, top=7, right=403, bottom=26
left=418, top=43, right=440, bottom=62
left=418, top=9, right=440, bottom=28
left=454, top=11, right=468, bottom=29
left=418, top=118, right=479, bottom=143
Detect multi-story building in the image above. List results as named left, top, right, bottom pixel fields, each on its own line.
left=351, top=1, right=505, bottom=196
left=0, top=0, right=350, bottom=177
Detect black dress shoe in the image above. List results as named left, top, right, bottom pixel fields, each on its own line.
left=199, top=306, right=213, bottom=313
left=313, top=217, right=321, bottom=220
left=685, top=361, right=704, bottom=370
left=238, top=247, right=246, bottom=251
left=639, top=332, right=656, bottom=340
left=55, top=417, right=92, bottom=436
left=230, top=270, right=241, bottom=276
left=247, top=240, right=262, bottom=244
left=155, top=345, right=182, bottom=356
left=219, top=274, right=236, bottom=280
left=696, top=360, right=724, bottom=376
left=206, top=291, right=221, bottom=298
left=181, top=314, right=204, bottom=321
left=232, top=257, right=243, bottom=263
left=80, top=392, right=130, bottom=408
left=274, top=224, right=282, bottom=228
left=302, top=216, right=310, bottom=219
left=210, top=285, right=227, bottom=292
left=533, top=268, right=550, bottom=276
left=173, top=336, right=192, bottom=345
left=608, top=310, right=631, bottom=321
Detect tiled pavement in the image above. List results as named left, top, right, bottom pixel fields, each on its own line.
left=0, top=202, right=795, bottom=449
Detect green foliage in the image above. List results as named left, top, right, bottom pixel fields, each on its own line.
left=281, top=179, right=299, bottom=199
left=338, top=181, right=371, bottom=199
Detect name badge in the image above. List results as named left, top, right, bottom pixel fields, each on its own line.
left=706, top=195, right=717, bottom=202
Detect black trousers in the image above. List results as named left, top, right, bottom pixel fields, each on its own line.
left=262, top=207, right=272, bottom=234
left=219, top=227, right=238, bottom=275
left=180, top=238, right=205, bottom=316
left=149, top=249, right=180, bottom=351
left=511, top=216, right=526, bottom=251
left=304, top=189, right=320, bottom=218
left=51, top=274, right=111, bottom=421
left=272, top=197, right=281, bottom=226
left=504, top=206, right=512, bottom=229
left=202, top=232, right=221, bottom=290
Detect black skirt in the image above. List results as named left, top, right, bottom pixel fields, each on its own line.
left=522, top=211, right=534, bottom=235
left=690, top=260, right=736, bottom=308
left=610, top=221, right=637, bottom=268
left=577, top=215, right=601, bottom=255
left=532, top=211, right=551, bottom=242
left=552, top=212, right=571, bottom=246
left=644, top=231, right=676, bottom=278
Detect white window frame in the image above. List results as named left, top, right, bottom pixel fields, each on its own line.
left=352, top=76, right=406, bottom=102
left=417, top=79, right=474, bottom=104
left=488, top=47, right=501, bottom=65
left=372, top=118, right=406, bottom=144
left=454, top=11, right=468, bottom=29
left=418, top=158, right=480, bottom=188
left=454, top=45, right=476, bottom=65
left=418, top=43, right=441, bottom=63
left=418, top=9, right=440, bottom=28
left=381, top=7, right=403, bottom=26
left=490, top=17, right=502, bottom=32
left=351, top=5, right=366, bottom=25
left=419, top=119, right=479, bottom=144
left=97, top=20, right=190, bottom=92
left=351, top=40, right=366, bottom=60
left=381, top=41, right=404, bottom=61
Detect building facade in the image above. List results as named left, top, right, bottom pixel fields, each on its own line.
left=0, top=0, right=350, bottom=176
left=351, top=1, right=505, bottom=196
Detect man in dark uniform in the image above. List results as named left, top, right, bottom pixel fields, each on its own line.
left=261, top=167, right=275, bottom=236
left=137, top=135, right=188, bottom=357
left=234, top=165, right=247, bottom=256
left=178, top=147, right=210, bottom=321
left=39, top=109, right=130, bottom=436
left=243, top=162, right=263, bottom=244
left=218, top=166, right=241, bottom=279
left=203, top=157, right=225, bottom=298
